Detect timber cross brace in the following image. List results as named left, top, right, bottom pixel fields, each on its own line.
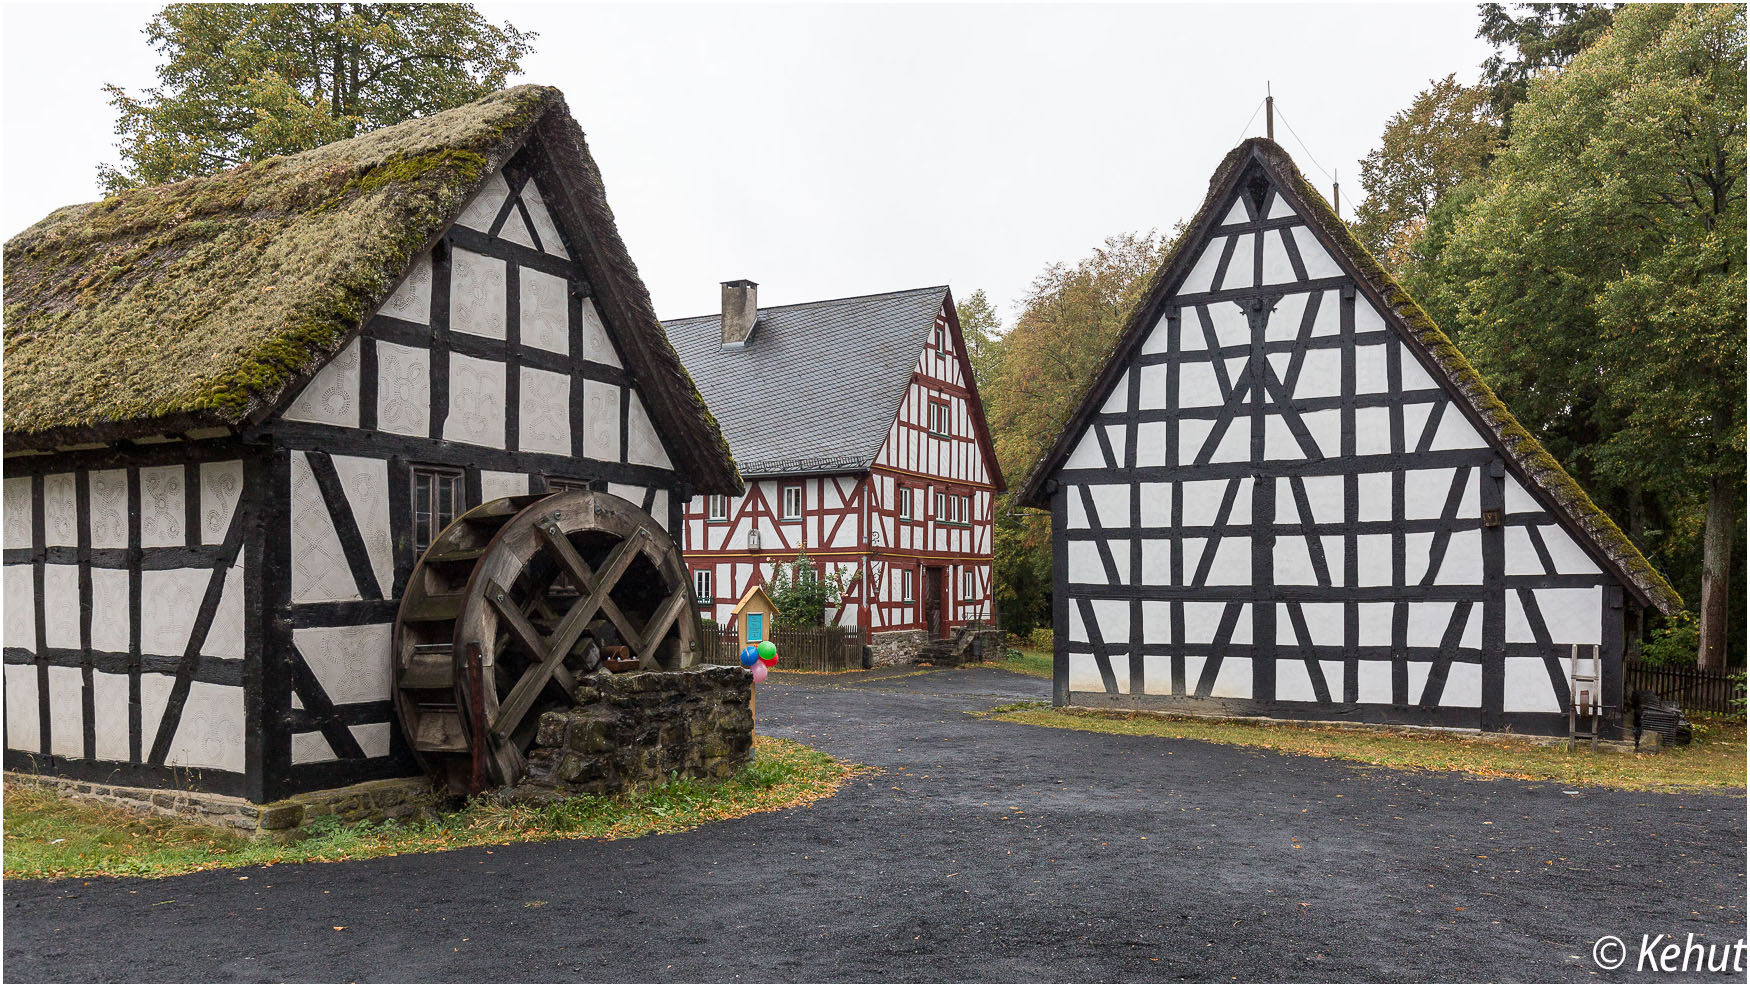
left=392, top=489, right=701, bottom=794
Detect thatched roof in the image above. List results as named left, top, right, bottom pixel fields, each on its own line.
left=1016, top=137, right=1681, bottom=616
left=4, top=85, right=740, bottom=494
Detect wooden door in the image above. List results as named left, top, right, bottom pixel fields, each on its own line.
left=924, top=567, right=944, bottom=638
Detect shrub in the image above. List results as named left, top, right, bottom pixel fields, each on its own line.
left=1641, top=612, right=1700, bottom=667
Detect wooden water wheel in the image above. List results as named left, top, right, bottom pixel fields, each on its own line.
left=391, top=489, right=699, bottom=794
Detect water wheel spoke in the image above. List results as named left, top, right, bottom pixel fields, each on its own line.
left=488, top=530, right=646, bottom=740
left=534, top=516, right=651, bottom=654
left=635, top=587, right=690, bottom=669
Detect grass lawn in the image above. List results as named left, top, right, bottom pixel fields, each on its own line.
left=4, top=737, right=862, bottom=881
left=983, top=703, right=1747, bottom=792
left=991, top=648, right=1053, bottom=679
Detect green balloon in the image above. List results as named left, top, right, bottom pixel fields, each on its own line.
left=757, top=640, right=777, bottom=661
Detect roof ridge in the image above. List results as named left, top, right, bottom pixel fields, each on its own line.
left=662, top=284, right=948, bottom=324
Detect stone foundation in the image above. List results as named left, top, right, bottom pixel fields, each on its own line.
left=869, top=629, right=929, bottom=666
left=507, top=664, right=753, bottom=799
left=4, top=772, right=437, bottom=836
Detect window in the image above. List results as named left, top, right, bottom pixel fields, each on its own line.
left=901, top=568, right=915, bottom=602
left=897, top=487, right=914, bottom=521
left=934, top=491, right=946, bottom=521
left=707, top=495, right=729, bottom=521
left=412, top=466, right=465, bottom=557
left=748, top=528, right=761, bottom=551
left=781, top=485, right=802, bottom=520
left=962, top=568, right=976, bottom=601
left=546, top=477, right=587, bottom=493
left=960, top=495, right=972, bottom=523
left=928, top=399, right=950, bottom=436
left=693, top=568, right=713, bottom=605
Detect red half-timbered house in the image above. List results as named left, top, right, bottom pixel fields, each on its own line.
left=665, top=283, right=1003, bottom=658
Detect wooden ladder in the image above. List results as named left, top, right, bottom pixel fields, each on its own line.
left=1568, top=644, right=1602, bottom=752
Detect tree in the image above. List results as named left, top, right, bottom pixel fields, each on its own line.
left=981, top=232, right=1173, bottom=634
left=1477, top=3, right=1619, bottom=128
left=1351, top=75, right=1499, bottom=269
left=956, top=289, right=1004, bottom=390
left=101, top=3, right=535, bottom=191
left=1432, top=4, right=1745, bottom=669
left=767, top=547, right=843, bottom=629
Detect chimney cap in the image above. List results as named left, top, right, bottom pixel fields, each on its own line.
left=721, top=278, right=758, bottom=288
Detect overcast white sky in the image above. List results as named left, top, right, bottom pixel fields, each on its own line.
left=2, top=2, right=1496, bottom=325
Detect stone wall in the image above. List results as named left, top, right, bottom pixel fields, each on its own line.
left=4, top=772, right=436, bottom=836
left=510, top=664, right=753, bottom=799
left=869, top=629, right=929, bottom=666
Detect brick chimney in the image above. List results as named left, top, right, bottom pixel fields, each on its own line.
left=721, top=280, right=758, bottom=347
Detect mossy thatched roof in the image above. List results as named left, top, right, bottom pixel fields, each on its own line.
left=1016, top=137, right=1681, bottom=616
left=4, top=85, right=740, bottom=494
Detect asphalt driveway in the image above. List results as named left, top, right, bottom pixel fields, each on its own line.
left=5, top=666, right=1745, bottom=982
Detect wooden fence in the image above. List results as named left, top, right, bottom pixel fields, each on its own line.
left=1623, top=661, right=1745, bottom=716
left=700, top=625, right=861, bottom=672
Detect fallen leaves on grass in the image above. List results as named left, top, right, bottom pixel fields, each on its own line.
left=4, top=737, right=867, bottom=881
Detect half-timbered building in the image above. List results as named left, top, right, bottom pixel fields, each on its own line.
left=3, top=86, right=739, bottom=803
left=665, top=284, right=1003, bottom=658
left=1017, top=138, right=1682, bottom=738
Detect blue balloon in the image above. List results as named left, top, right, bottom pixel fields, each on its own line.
left=739, top=645, right=759, bottom=668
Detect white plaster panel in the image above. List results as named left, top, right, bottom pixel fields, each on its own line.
left=1267, top=195, right=1296, bottom=220
left=522, top=182, right=571, bottom=259
left=650, top=490, right=670, bottom=532
left=5, top=565, right=35, bottom=651
left=1402, top=402, right=1434, bottom=446
left=5, top=663, right=38, bottom=752
left=1506, top=526, right=1546, bottom=576
left=292, top=731, right=336, bottom=765
left=1276, top=659, right=1316, bottom=702
left=1209, top=657, right=1252, bottom=699
left=455, top=171, right=510, bottom=231
left=1260, top=228, right=1297, bottom=285
left=42, top=564, right=79, bottom=649
left=1181, top=478, right=1248, bottom=527
left=204, top=563, right=246, bottom=661
left=1139, top=540, right=1173, bottom=585
left=1353, top=407, right=1392, bottom=456
left=498, top=207, right=537, bottom=250
left=445, top=353, right=507, bottom=447
left=1440, top=663, right=1483, bottom=708
left=1356, top=660, right=1394, bottom=704
left=198, top=460, right=244, bottom=544
left=141, top=567, right=211, bottom=656
left=1178, top=239, right=1224, bottom=296
left=1407, top=602, right=1457, bottom=649
left=47, top=664, right=82, bottom=757
left=1404, top=468, right=1457, bottom=520
left=1296, top=409, right=1339, bottom=459
left=520, top=266, right=570, bottom=355
left=579, top=299, right=622, bottom=367
left=1433, top=530, right=1483, bottom=585
left=290, top=452, right=360, bottom=604
left=479, top=470, right=529, bottom=502
left=1539, top=525, right=1599, bottom=574
left=1196, top=419, right=1249, bottom=464
left=1291, top=226, right=1343, bottom=278
left=626, top=394, right=672, bottom=469
left=1357, top=602, right=1394, bottom=646
left=1220, top=199, right=1250, bottom=225
left=1141, top=315, right=1172, bottom=355
left=1204, top=538, right=1251, bottom=586
left=1182, top=656, right=1206, bottom=694
left=381, top=250, right=432, bottom=324
left=1354, top=295, right=1387, bottom=333
left=1087, top=485, right=1130, bottom=529
left=1503, top=656, right=1561, bottom=713
left=1139, top=483, right=1172, bottom=528
left=450, top=248, right=507, bottom=339
left=1402, top=661, right=1431, bottom=705
left=1355, top=534, right=1392, bottom=586
left=1133, top=364, right=1167, bottom=411
left=581, top=378, right=621, bottom=462
left=1429, top=406, right=1489, bottom=450
left=284, top=337, right=362, bottom=427
left=164, top=681, right=245, bottom=772
left=1181, top=602, right=1232, bottom=644
left=519, top=367, right=572, bottom=456
left=138, top=465, right=186, bottom=547
left=1263, top=416, right=1307, bottom=461
left=93, top=670, right=130, bottom=761
left=293, top=622, right=394, bottom=705
left=1135, top=421, right=1167, bottom=467
left=1101, top=374, right=1130, bottom=413
left=1179, top=363, right=1224, bottom=408
left=4, top=477, right=31, bottom=550
left=42, top=473, right=77, bottom=546
left=1273, top=538, right=1316, bottom=586
left=1266, top=292, right=1310, bottom=342
left=353, top=721, right=393, bottom=758
left=139, top=671, right=174, bottom=756
left=1103, top=425, right=1128, bottom=464
left=1400, top=351, right=1438, bottom=391
left=376, top=341, right=431, bottom=437
left=1219, top=233, right=1255, bottom=291
left=1142, top=600, right=1171, bottom=640
left=90, top=567, right=129, bottom=654
left=1066, top=486, right=1088, bottom=529
left=1352, top=344, right=1389, bottom=395
left=1322, top=660, right=1347, bottom=699
left=1067, top=653, right=1107, bottom=692
left=1519, top=587, right=1602, bottom=646
left=1293, top=348, right=1341, bottom=399
left=1310, top=290, right=1341, bottom=336
left=1504, top=476, right=1540, bottom=515
left=1209, top=302, right=1251, bottom=348
left=1064, top=428, right=1104, bottom=470
left=1356, top=472, right=1393, bottom=522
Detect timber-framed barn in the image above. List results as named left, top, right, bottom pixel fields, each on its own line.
left=3, top=86, right=740, bottom=803
left=665, top=284, right=1004, bottom=659
left=1017, top=138, right=1682, bottom=738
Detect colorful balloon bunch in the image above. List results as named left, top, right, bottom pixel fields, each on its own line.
left=739, top=640, right=779, bottom=683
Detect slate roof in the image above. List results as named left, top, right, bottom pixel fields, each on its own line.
left=664, top=285, right=953, bottom=477
left=1016, top=137, right=1681, bottom=615
left=3, top=85, right=740, bottom=494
